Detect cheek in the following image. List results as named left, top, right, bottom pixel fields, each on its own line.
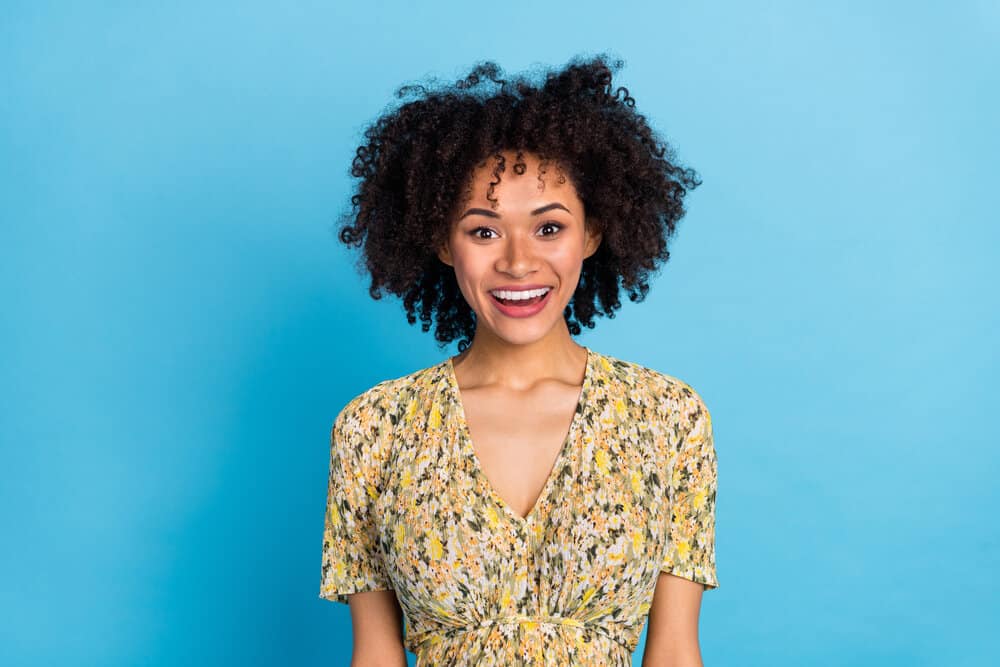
left=450, top=254, right=489, bottom=298
left=452, top=251, right=476, bottom=274
left=549, top=246, right=585, bottom=279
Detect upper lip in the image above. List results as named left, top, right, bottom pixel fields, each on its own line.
left=489, top=284, right=552, bottom=292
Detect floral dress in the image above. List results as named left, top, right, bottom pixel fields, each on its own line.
left=319, top=347, right=719, bottom=666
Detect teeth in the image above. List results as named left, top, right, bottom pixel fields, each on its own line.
left=489, top=287, right=551, bottom=301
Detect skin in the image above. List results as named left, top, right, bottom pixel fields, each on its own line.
left=344, top=591, right=407, bottom=667
left=642, top=574, right=708, bottom=667
left=346, top=150, right=705, bottom=666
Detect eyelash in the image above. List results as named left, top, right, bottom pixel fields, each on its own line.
left=470, top=223, right=563, bottom=240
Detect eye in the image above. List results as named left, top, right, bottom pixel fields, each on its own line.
left=469, top=227, right=497, bottom=240
left=539, top=222, right=563, bottom=236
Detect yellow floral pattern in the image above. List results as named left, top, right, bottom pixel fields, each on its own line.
left=319, top=347, right=719, bottom=665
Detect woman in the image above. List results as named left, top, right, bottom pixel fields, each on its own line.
left=319, top=54, right=720, bottom=666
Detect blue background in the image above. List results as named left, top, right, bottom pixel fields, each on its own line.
left=2, top=1, right=997, bottom=665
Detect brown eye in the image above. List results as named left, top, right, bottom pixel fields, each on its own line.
left=540, top=222, right=563, bottom=236
left=470, top=227, right=496, bottom=240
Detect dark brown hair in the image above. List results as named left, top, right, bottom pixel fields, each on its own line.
left=334, top=53, right=702, bottom=352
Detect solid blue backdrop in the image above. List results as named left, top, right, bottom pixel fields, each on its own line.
left=2, top=1, right=997, bottom=665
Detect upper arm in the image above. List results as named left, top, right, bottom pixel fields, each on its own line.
left=643, top=572, right=705, bottom=666
left=319, top=402, right=394, bottom=603
left=645, top=393, right=720, bottom=665
left=659, top=393, right=719, bottom=589
left=346, top=590, right=407, bottom=667
left=319, top=396, right=406, bottom=664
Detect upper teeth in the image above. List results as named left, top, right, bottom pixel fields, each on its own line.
left=490, top=287, right=551, bottom=300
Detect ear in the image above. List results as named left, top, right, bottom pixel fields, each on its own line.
left=437, top=241, right=454, bottom=267
left=583, top=221, right=602, bottom=260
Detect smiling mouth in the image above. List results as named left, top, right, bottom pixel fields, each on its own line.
left=488, top=287, right=552, bottom=306
left=493, top=293, right=546, bottom=306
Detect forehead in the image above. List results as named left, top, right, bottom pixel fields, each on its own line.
left=461, top=151, right=581, bottom=208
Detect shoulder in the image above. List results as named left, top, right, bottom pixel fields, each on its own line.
left=333, top=359, right=447, bottom=436
left=590, top=349, right=710, bottom=428
left=329, top=360, right=447, bottom=485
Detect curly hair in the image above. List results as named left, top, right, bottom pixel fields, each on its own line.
left=334, top=53, right=702, bottom=352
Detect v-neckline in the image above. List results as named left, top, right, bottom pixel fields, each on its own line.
left=445, top=346, right=593, bottom=526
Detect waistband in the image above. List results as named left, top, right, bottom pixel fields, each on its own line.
left=410, top=613, right=632, bottom=655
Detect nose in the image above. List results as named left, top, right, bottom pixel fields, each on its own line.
left=496, top=232, right=537, bottom=277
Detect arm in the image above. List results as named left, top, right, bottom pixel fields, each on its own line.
left=320, top=395, right=406, bottom=665
left=641, top=573, right=706, bottom=667
left=346, top=590, right=408, bottom=667
left=644, top=392, right=719, bottom=666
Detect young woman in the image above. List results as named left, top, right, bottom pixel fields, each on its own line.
left=319, top=55, right=720, bottom=667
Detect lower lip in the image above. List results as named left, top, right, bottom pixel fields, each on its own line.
left=489, top=290, right=553, bottom=318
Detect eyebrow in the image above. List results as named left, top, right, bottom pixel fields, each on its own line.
left=458, top=202, right=571, bottom=220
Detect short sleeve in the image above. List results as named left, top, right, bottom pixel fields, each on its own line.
left=318, top=401, right=393, bottom=604
left=660, top=396, right=720, bottom=591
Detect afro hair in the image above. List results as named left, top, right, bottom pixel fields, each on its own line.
left=334, top=53, right=702, bottom=352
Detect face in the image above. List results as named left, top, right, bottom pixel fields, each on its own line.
left=437, top=150, right=602, bottom=347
